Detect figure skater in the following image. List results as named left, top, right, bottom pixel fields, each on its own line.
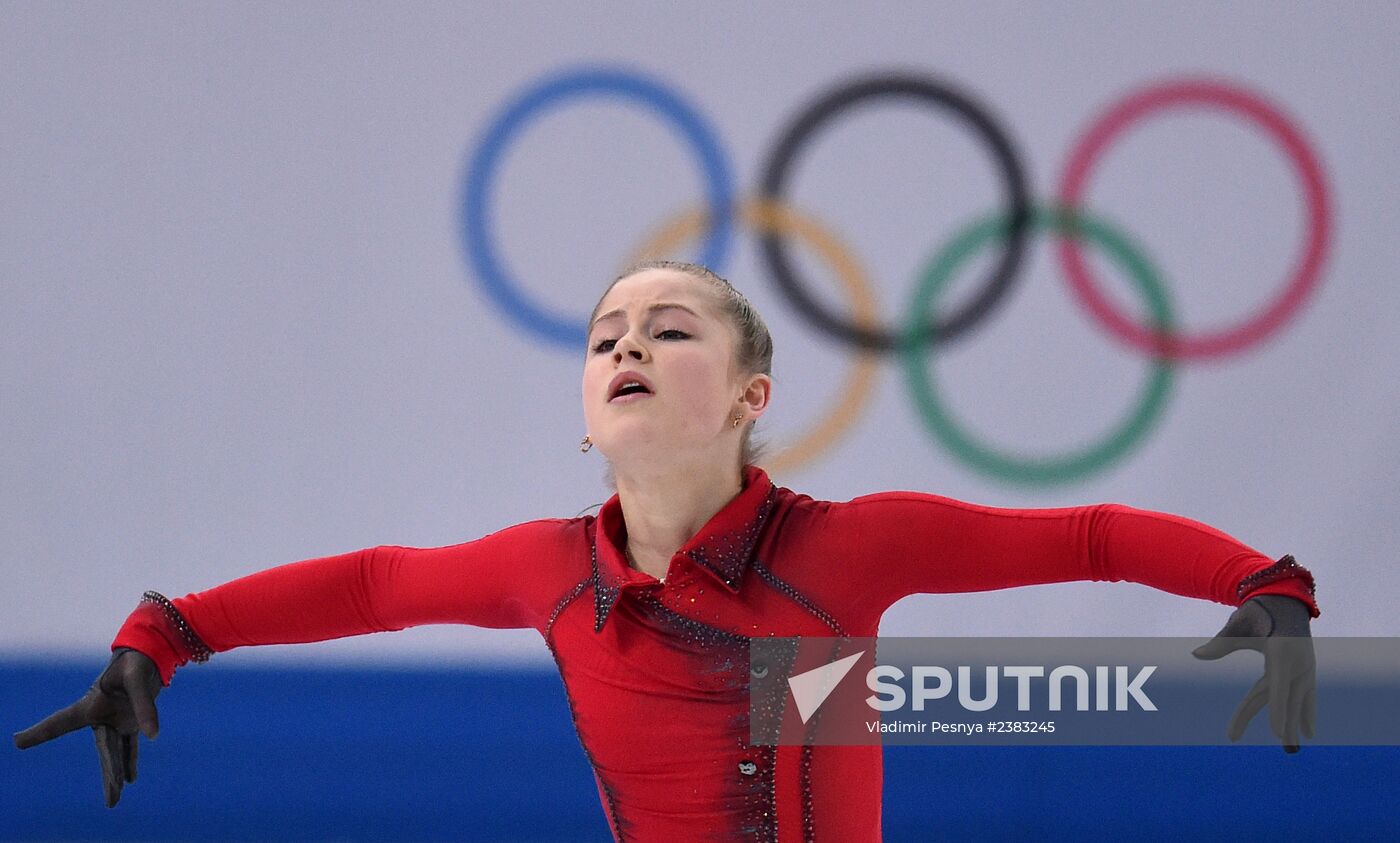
left=14, top=261, right=1318, bottom=841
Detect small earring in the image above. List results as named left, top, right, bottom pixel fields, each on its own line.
left=579, top=434, right=593, bottom=453
left=731, top=413, right=743, bottom=429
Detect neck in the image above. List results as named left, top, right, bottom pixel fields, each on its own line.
left=612, top=457, right=745, bottom=580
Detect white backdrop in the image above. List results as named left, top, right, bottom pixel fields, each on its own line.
left=3, top=1, right=1396, bottom=668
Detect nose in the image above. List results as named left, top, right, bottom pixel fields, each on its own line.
left=612, top=330, right=650, bottom=363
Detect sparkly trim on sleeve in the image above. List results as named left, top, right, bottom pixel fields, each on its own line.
left=140, top=590, right=214, bottom=663
left=1236, top=555, right=1317, bottom=603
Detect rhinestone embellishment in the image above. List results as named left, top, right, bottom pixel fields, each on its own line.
left=139, top=590, right=213, bottom=663
left=1236, top=554, right=1317, bottom=605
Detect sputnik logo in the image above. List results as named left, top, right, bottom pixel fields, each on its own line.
left=787, top=650, right=866, bottom=724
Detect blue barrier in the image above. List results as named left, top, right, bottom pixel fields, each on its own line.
left=3, top=661, right=1396, bottom=841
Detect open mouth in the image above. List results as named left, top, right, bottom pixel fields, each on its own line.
left=608, top=373, right=655, bottom=402
left=610, top=381, right=653, bottom=402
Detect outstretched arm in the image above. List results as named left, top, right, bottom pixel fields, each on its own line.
left=823, top=490, right=1318, bottom=751
left=111, top=518, right=577, bottom=686
left=826, top=491, right=1317, bottom=618
left=14, top=517, right=578, bottom=808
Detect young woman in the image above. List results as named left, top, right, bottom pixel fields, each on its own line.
left=14, top=261, right=1318, bottom=841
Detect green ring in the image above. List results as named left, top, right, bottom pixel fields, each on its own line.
left=899, top=207, right=1177, bottom=486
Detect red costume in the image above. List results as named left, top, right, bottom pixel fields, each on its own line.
left=113, top=465, right=1317, bottom=842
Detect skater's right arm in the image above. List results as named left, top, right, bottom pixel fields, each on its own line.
left=116, top=518, right=577, bottom=685
left=12, top=517, right=577, bottom=807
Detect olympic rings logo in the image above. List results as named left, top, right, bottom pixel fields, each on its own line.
left=459, top=67, right=1331, bottom=485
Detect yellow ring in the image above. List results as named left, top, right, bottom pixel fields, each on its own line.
left=624, top=198, right=880, bottom=477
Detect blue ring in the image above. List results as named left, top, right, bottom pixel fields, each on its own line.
left=462, top=67, right=735, bottom=348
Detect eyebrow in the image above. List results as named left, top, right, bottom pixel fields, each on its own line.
left=589, top=302, right=701, bottom=332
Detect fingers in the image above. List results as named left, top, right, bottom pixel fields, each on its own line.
left=1227, top=675, right=1269, bottom=741
left=1192, top=635, right=1243, bottom=660
left=122, top=732, right=139, bottom=783
left=13, top=701, right=90, bottom=750
left=1267, top=647, right=1292, bottom=741
left=1192, top=631, right=1263, bottom=660
left=124, top=673, right=160, bottom=740
left=1280, top=672, right=1310, bottom=753
left=1261, top=640, right=1317, bottom=753
left=93, top=725, right=126, bottom=808
left=1192, top=610, right=1262, bottom=660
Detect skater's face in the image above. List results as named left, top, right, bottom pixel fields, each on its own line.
left=582, top=268, right=766, bottom=467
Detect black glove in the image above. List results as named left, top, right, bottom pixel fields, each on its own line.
left=1192, top=594, right=1316, bottom=753
left=13, top=646, right=163, bottom=807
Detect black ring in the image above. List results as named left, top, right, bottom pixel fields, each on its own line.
left=757, top=72, right=1032, bottom=352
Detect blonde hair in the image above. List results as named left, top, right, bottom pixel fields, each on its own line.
left=589, top=260, right=774, bottom=478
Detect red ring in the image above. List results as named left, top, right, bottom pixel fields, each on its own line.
left=1056, top=78, right=1331, bottom=360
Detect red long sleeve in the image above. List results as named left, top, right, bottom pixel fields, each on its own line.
left=112, top=518, right=586, bottom=685
left=809, top=491, right=1317, bottom=623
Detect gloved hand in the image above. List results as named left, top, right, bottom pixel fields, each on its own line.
left=1192, top=594, right=1316, bottom=753
left=13, top=646, right=163, bottom=807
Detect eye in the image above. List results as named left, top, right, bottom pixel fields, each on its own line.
left=590, top=328, right=687, bottom=354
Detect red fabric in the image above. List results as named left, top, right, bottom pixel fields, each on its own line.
left=111, top=602, right=194, bottom=686
left=111, top=466, right=1318, bottom=841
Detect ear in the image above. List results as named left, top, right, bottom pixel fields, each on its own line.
left=737, top=373, right=772, bottom=421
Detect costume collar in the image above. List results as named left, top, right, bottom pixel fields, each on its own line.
left=591, top=464, right=776, bottom=633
